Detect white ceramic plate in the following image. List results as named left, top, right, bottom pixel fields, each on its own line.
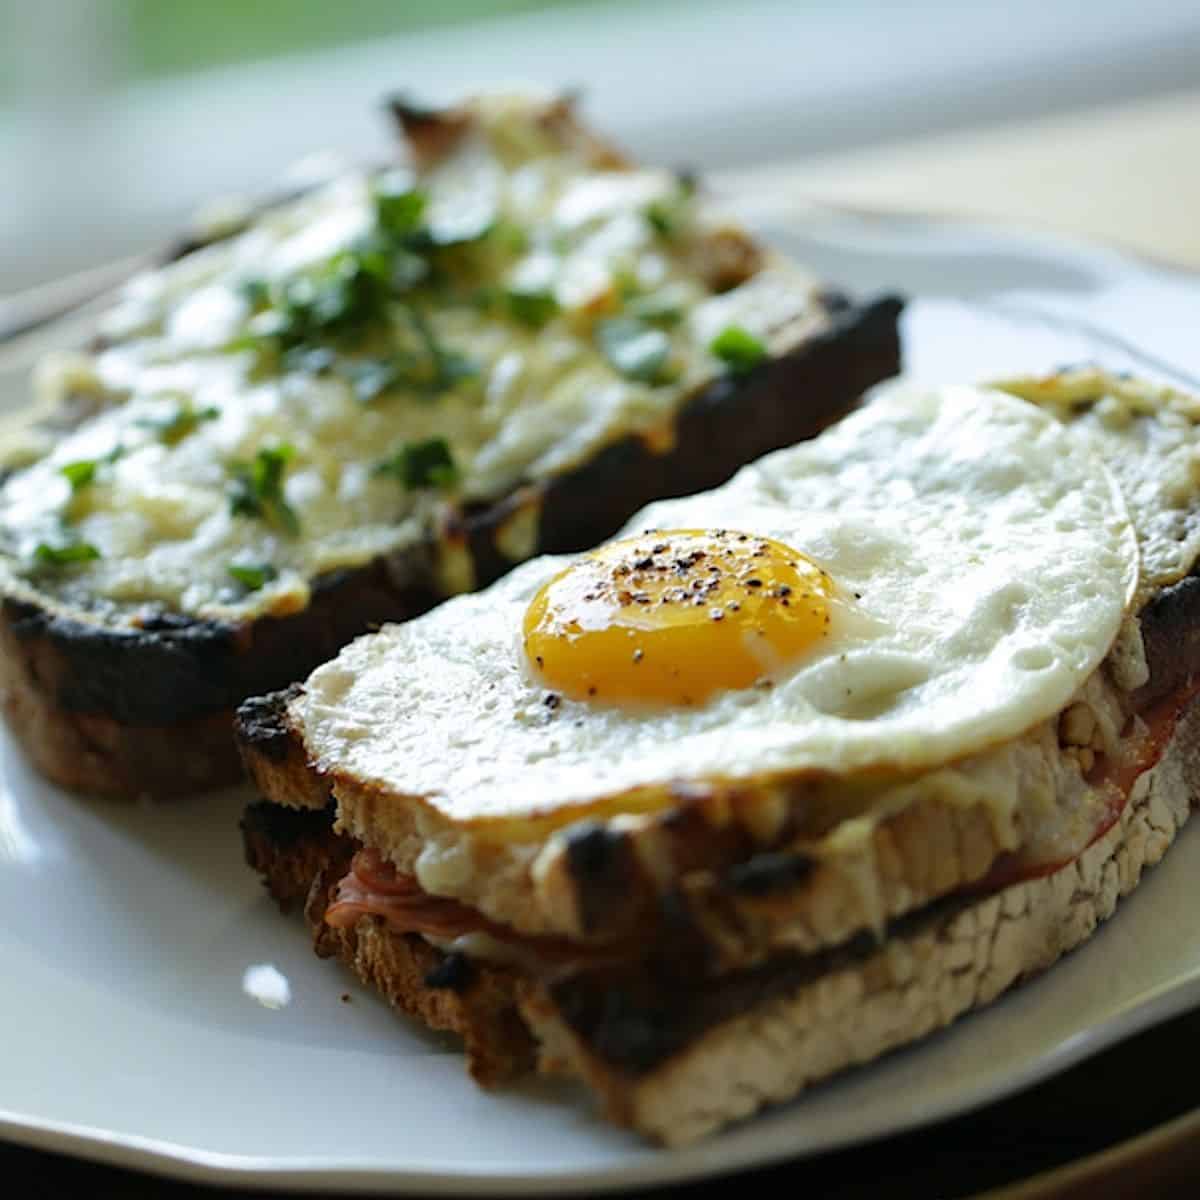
left=1, top=214, right=1199, bottom=1195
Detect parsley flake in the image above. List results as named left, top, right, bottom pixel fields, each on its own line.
left=238, top=278, right=271, bottom=311
left=710, top=325, right=767, bottom=373
left=227, top=562, right=278, bottom=591
left=60, top=460, right=97, bottom=493
left=405, top=306, right=478, bottom=393
left=228, top=445, right=300, bottom=535
left=374, top=437, right=459, bottom=490
left=644, top=174, right=697, bottom=239
left=33, top=538, right=101, bottom=567
left=505, top=288, right=559, bottom=328
left=137, top=402, right=220, bottom=445
left=373, top=172, right=428, bottom=240
left=59, top=443, right=122, bottom=493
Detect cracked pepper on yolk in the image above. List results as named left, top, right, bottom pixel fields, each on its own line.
left=522, top=529, right=833, bottom=705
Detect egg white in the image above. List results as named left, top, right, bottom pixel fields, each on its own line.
left=301, top=385, right=1138, bottom=826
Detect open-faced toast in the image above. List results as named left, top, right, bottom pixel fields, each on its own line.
left=0, top=92, right=900, bottom=798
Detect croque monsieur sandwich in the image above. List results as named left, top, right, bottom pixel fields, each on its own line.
left=0, top=91, right=899, bottom=798
left=238, top=367, right=1200, bottom=1144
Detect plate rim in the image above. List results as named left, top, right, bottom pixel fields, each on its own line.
left=3, top=210, right=1199, bottom=1195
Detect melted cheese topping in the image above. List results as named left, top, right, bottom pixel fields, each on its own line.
left=1, top=97, right=817, bottom=623
left=992, top=368, right=1200, bottom=603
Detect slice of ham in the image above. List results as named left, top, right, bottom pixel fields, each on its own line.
left=974, top=677, right=1200, bottom=892
left=324, top=848, right=601, bottom=966
left=325, top=848, right=504, bottom=939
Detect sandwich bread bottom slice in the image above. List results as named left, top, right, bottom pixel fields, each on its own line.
left=243, top=694, right=1199, bottom=1144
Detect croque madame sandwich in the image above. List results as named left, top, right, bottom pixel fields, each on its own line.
left=238, top=366, right=1200, bottom=1144
left=0, top=91, right=899, bottom=798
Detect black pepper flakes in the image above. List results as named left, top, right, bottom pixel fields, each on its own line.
left=544, top=693, right=561, bottom=710
left=745, top=578, right=763, bottom=588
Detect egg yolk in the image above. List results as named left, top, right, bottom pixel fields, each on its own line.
left=523, top=529, right=833, bottom=706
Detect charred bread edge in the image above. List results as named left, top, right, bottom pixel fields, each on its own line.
left=239, top=696, right=1199, bottom=1142
left=1, top=294, right=901, bottom=797
left=519, top=696, right=1200, bottom=1144
left=241, top=802, right=534, bottom=1085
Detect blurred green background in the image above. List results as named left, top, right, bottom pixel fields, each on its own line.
left=128, top=0, right=603, bottom=79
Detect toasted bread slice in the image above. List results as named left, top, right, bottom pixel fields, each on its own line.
left=242, top=689, right=1200, bottom=1139
left=520, top=696, right=1200, bottom=1144
left=236, top=369, right=1200, bottom=1143
left=240, top=375, right=1189, bottom=950
left=0, top=92, right=900, bottom=799
left=242, top=799, right=533, bottom=1085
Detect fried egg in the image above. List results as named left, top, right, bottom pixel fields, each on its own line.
left=301, top=385, right=1138, bottom=827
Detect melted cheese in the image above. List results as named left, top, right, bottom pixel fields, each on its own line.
left=1, top=98, right=817, bottom=623
left=994, top=368, right=1200, bottom=603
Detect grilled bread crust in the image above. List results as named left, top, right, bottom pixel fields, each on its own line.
left=242, top=800, right=533, bottom=1086
left=1, top=293, right=900, bottom=799
left=519, top=696, right=1200, bottom=1144
left=240, top=697, right=1200, bottom=1140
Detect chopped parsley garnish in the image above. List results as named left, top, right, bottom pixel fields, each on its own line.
left=136, top=402, right=220, bottom=445
left=60, top=460, right=97, bottom=493
left=491, top=218, right=530, bottom=256
left=597, top=318, right=674, bottom=385
left=374, top=437, right=459, bottom=490
left=373, top=171, right=427, bottom=240
left=405, top=306, right=478, bottom=393
left=345, top=316, right=477, bottom=404
left=238, top=277, right=271, bottom=311
left=505, top=288, right=559, bottom=328
left=230, top=241, right=411, bottom=369
left=227, top=167, right=499, bottom=380
left=709, top=325, right=767, bottom=373
left=228, top=445, right=300, bottom=535
left=33, top=538, right=101, bottom=567
left=374, top=170, right=494, bottom=250
left=644, top=175, right=697, bottom=239
left=59, top=443, right=122, bottom=493
left=227, top=562, right=278, bottom=591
